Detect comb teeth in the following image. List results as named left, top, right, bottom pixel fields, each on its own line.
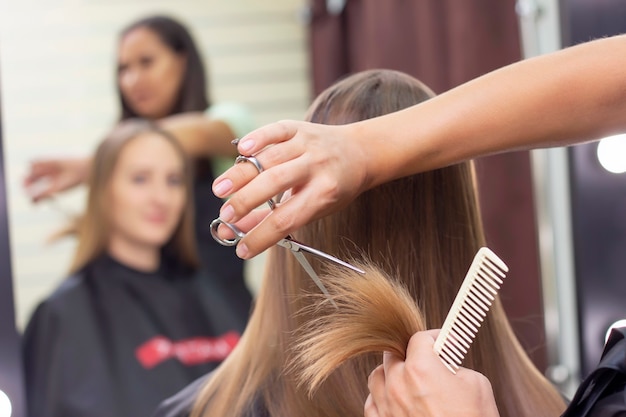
left=433, top=247, right=509, bottom=374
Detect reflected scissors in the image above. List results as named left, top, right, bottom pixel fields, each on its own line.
left=210, top=157, right=364, bottom=308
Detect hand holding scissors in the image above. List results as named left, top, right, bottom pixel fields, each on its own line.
left=210, top=155, right=365, bottom=308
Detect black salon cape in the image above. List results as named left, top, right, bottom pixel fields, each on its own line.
left=22, top=255, right=249, bottom=417
left=562, top=327, right=626, bottom=417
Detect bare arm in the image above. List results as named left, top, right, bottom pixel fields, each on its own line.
left=212, top=34, right=626, bottom=258
left=23, top=157, right=92, bottom=202
left=361, top=34, right=626, bottom=185
left=24, top=111, right=241, bottom=201
left=158, top=112, right=239, bottom=159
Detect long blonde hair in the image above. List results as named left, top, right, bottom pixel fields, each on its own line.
left=70, top=119, right=198, bottom=273
left=190, top=70, right=566, bottom=417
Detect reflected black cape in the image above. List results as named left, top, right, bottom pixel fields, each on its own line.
left=22, top=255, right=249, bottom=417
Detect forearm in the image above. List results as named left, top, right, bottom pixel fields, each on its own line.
left=358, top=35, right=626, bottom=187
left=158, top=113, right=239, bottom=159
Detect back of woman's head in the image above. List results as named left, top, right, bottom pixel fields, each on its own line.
left=192, top=70, right=453, bottom=417
left=118, top=15, right=209, bottom=119
left=298, top=69, right=479, bottom=324
left=290, top=69, right=565, bottom=417
left=70, top=119, right=198, bottom=273
left=190, top=69, right=565, bottom=417
left=291, top=69, right=563, bottom=416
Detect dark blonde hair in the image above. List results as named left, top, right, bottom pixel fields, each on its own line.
left=70, top=119, right=198, bottom=273
left=190, top=69, right=565, bottom=417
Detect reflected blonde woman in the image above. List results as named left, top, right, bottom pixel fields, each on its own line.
left=23, top=120, right=248, bottom=417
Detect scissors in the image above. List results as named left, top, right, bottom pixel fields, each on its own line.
left=210, top=157, right=364, bottom=308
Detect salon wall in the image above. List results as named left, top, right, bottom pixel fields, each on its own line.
left=0, top=0, right=310, bottom=329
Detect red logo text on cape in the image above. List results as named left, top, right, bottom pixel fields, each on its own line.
left=135, top=331, right=240, bottom=369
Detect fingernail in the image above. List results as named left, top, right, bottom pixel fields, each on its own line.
left=220, top=204, right=235, bottom=223
left=231, top=137, right=240, bottom=145
left=239, top=138, right=255, bottom=153
left=213, top=179, right=233, bottom=197
left=236, top=243, right=249, bottom=259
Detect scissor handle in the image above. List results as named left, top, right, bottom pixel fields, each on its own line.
left=210, top=218, right=245, bottom=247
left=235, top=155, right=277, bottom=209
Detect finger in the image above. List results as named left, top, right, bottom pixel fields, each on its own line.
left=455, top=366, right=492, bottom=390
left=23, top=164, right=55, bottom=186
left=233, top=176, right=334, bottom=258
left=364, top=394, right=381, bottom=417
left=367, top=365, right=387, bottom=417
left=31, top=189, right=55, bottom=203
left=213, top=160, right=264, bottom=199
left=23, top=172, right=41, bottom=187
left=367, top=365, right=386, bottom=400
left=216, top=208, right=271, bottom=239
left=213, top=139, right=304, bottom=199
left=236, top=120, right=302, bottom=156
left=37, top=181, right=67, bottom=201
left=218, top=156, right=311, bottom=225
left=24, top=179, right=55, bottom=203
left=406, top=330, right=439, bottom=363
left=382, top=351, right=403, bottom=378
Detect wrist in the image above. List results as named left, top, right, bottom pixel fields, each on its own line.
left=344, top=122, right=386, bottom=193
left=348, top=109, right=435, bottom=189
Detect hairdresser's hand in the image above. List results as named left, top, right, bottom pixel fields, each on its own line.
left=365, top=330, right=500, bottom=417
left=212, top=120, right=375, bottom=259
left=23, top=157, right=91, bottom=202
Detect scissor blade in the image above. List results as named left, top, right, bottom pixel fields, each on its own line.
left=291, top=241, right=365, bottom=275
left=291, top=251, right=338, bottom=309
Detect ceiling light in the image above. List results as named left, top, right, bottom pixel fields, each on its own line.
left=597, top=134, right=626, bottom=174
left=0, top=390, right=11, bottom=417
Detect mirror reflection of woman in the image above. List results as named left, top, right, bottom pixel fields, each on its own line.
left=23, top=120, right=248, bottom=417
left=23, top=15, right=254, bottom=316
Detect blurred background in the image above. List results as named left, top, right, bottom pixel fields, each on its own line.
left=0, top=0, right=310, bottom=330
left=0, top=0, right=625, bottom=416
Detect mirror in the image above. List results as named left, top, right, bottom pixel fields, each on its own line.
left=0, top=0, right=310, bottom=328
left=0, top=0, right=310, bottom=415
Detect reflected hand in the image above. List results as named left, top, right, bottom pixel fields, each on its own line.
left=23, top=157, right=91, bottom=202
left=211, top=120, right=372, bottom=259
left=365, top=330, right=500, bottom=417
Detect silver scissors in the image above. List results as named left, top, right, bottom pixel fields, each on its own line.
left=210, top=157, right=364, bottom=308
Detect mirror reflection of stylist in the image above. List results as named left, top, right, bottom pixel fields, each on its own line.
left=23, top=120, right=248, bottom=417
left=23, top=15, right=254, bottom=315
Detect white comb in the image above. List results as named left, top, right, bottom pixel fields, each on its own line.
left=433, top=247, right=509, bottom=374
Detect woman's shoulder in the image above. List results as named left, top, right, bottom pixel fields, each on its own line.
left=22, top=271, right=92, bottom=348
left=152, top=374, right=211, bottom=417
left=34, top=272, right=88, bottom=314
left=25, top=259, right=106, bottom=328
